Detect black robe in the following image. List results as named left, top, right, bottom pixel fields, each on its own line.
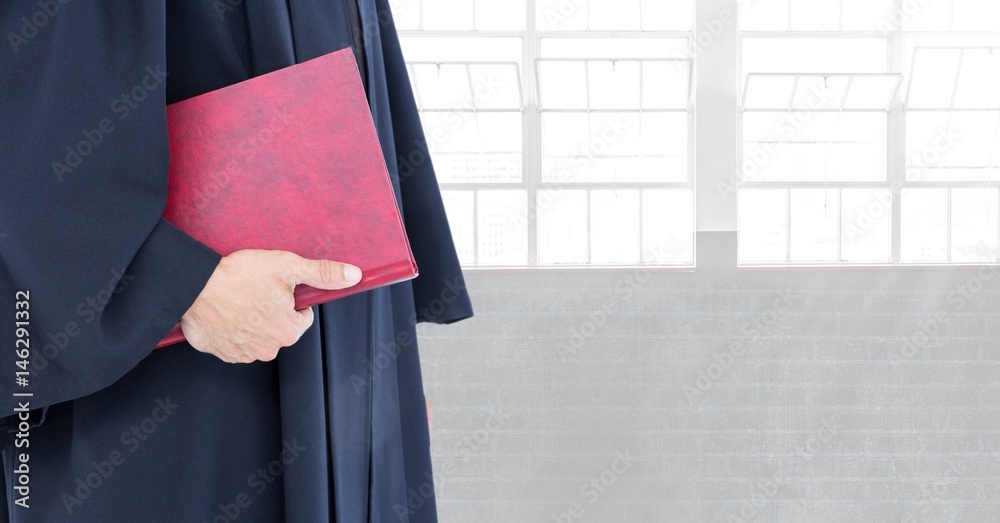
left=0, top=1, right=473, bottom=521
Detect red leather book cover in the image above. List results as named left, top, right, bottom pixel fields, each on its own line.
left=157, top=48, right=417, bottom=348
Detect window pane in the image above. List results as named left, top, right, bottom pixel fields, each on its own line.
left=789, top=0, right=840, bottom=31
left=954, top=0, right=1000, bottom=32
left=536, top=0, right=589, bottom=31
left=541, top=38, right=690, bottom=59
left=642, top=61, right=692, bottom=110
left=421, top=112, right=522, bottom=183
left=412, top=64, right=474, bottom=110
left=589, top=0, right=641, bottom=31
left=790, top=189, right=839, bottom=262
left=952, top=188, right=1000, bottom=262
left=641, top=0, right=694, bottom=31
left=590, top=190, right=641, bottom=264
left=842, top=0, right=892, bottom=32
left=423, top=0, right=474, bottom=30
left=642, top=189, right=694, bottom=263
left=906, top=48, right=961, bottom=109
left=906, top=111, right=1000, bottom=181
left=741, top=0, right=790, bottom=31
left=393, top=0, right=421, bottom=30
left=954, top=49, right=1000, bottom=109
left=743, top=38, right=888, bottom=74
left=841, top=189, right=892, bottom=262
left=739, top=189, right=788, bottom=263
left=538, top=190, right=589, bottom=264
left=901, top=188, right=949, bottom=261
left=477, top=190, right=529, bottom=265
left=791, top=76, right=850, bottom=111
left=843, top=75, right=900, bottom=110
left=742, top=76, right=796, bottom=110
left=538, top=61, right=588, bottom=110
left=474, top=0, right=526, bottom=30
left=902, top=0, right=953, bottom=31
left=441, top=191, right=476, bottom=265
left=588, top=61, right=642, bottom=110
left=468, top=64, right=523, bottom=110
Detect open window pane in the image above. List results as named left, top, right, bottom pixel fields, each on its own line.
left=742, top=75, right=795, bottom=110
left=953, top=49, right=1000, bottom=109
left=477, top=190, right=529, bottom=265
left=901, top=188, right=950, bottom=261
left=642, top=189, right=694, bottom=263
left=952, top=188, right=1000, bottom=261
left=590, top=190, right=641, bottom=264
left=412, top=64, right=475, bottom=110
left=791, top=76, right=850, bottom=110
left=468, top=64, right=522, bottom=110
left=739, top=189, right=789, bottom=263
left=588, top=61, right=642, bottom=110
left=790, top=189, right=839, bottom=262
left=843, top=75, right=901, bottom=110
left=538, top=61, right=588, bottom=110
left=906, top=48, right=961, bottom=109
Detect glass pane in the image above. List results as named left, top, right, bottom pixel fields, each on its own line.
left=391, top=0, right=421, bottom=30
left=739, top=188, right=788, bottom=263
left=590, top=0, right=641, bottom=31
left=743, top=75, right=795, bottom=110
left=790, top=189, right=839, bottom=262
left=423, top=0, right=474, bottom=30
left=906, top=112, right=1000, bottom=181
left=791, top=76, right=850, bottom=111
left=741, top=0, right=790, bottom=31
left=642, top=189, right=694, bottom=263
left=843, top=75, right=899, bottom=110
left=538, top=61, right=588, bottom=110
left=954, top=49, right=1000, bottom=109
left=590, top=190, right=641, bottom=264
left=537, top=189, right=589, bottom=264
left=744, top=112, right=886, bottom=143
left=536, top=0, right=589, bottom=31
left=642, top=61, right=691, bottom=109
left=901, top=188, right=949, bottom=261
left=474, top=0, right=526, bottom=30
left=841, top=188, right=891, bottom=262
left=790, top=0, right=840, bottom=31
left=902, top=0, right=953, bottom=31
left=541, top=38, right=690, bottom=60
left=588, top=61, right=642, bottom=110
left=842, top=0, right=893, bottom=32
left=468, top=64, right=523, bottom=110
left=742, top=142, right=885, bottom=182
left=952, top=188, right=1000, bottom=262
left=412, top=64, right=474, bottom=110
left=954, top=0, right=1000, bottom=32
left=477, top=190, right=528, bottom=265
left=440, top=191, right=476, bottom=265
left=906, top=48, right=961, bottom=109
left=742, top=38, right=888, bottom=74
left=641, top=0, right=694, bottom=31
left=399, top=37, right=522, bottom=63
left=420, top=112, right=522, bottom=183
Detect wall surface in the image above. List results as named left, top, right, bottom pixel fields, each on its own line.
left=418, top=263, right=1000, bottom=522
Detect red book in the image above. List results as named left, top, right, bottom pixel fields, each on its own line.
left=157, top=48, right=418, bottom=348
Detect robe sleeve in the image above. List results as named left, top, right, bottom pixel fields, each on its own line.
left=0, top=2, right=221, bottom=416
left=377, top=0, right=475, bottom=325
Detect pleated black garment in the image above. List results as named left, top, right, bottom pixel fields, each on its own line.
left=0, top=1, right=472, bottom=521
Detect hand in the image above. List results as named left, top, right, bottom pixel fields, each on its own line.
left=180, top=249, right=362, bottom=363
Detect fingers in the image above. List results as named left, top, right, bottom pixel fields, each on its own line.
left=284, top=253, right=363, bottom=290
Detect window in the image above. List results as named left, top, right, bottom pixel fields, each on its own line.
left=392, top=0, right=1000, bottom=268
left=738, top=0, right=1000, bottom=265
left=394, top=0, right=696, bottom=267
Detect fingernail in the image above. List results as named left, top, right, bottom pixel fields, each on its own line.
left=343, top=264, right=362, bottom=283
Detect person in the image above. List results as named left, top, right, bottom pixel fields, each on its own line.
left=0, top=0, right=473, bottom=521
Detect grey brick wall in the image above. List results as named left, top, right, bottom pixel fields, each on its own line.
left=417, top=263, right=1000, bottom=522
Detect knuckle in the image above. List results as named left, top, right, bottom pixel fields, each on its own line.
left=316, top=259, right=341, bottom=286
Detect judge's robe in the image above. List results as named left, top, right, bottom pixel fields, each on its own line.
left=0, top=1, right=473, bottom=521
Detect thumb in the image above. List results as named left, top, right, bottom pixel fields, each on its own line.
left=289, top=255, right=363, bottom=290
